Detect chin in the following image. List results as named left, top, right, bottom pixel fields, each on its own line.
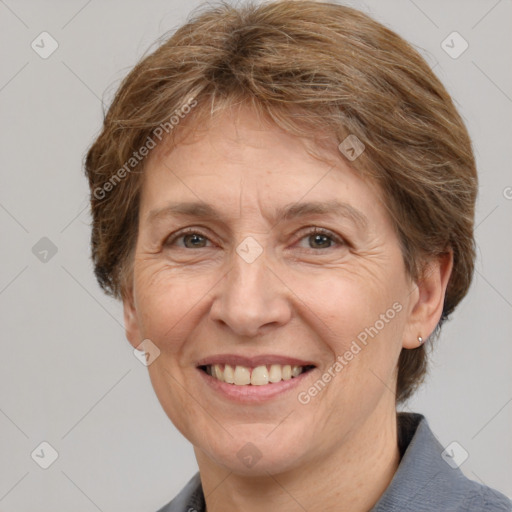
left=208, top=446, right=305, bottom=477
left=196, top=423, right=312, bottom=476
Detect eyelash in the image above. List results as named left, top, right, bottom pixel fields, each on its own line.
left=164, top=226, right=345, bottom=251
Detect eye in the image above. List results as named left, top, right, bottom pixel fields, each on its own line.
left=164, top=228, right=213, bottom=249
left=163, top=226, right=345, bottom=251
left=295, top=227, right=345, bottom=250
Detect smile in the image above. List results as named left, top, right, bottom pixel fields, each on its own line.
left=200, top=363, right=315, bottom=386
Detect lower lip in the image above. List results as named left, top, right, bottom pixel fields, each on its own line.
left=197, top=368, right=314, bottom=403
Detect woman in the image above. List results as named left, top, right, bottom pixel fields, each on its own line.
left=85, top=1, right=511, bottom=510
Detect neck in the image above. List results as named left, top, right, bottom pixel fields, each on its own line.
left=196, top=404, right=400, bottom=512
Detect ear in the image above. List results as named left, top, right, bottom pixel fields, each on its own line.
left=402, top=250, right=454, bottom=349
left=122, top=286, right=143, bottom=350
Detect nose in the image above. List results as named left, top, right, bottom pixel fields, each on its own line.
left=209, top=243, right=292, bottom=338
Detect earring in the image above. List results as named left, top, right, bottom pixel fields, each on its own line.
left=418, top=336, right=424, bottom=345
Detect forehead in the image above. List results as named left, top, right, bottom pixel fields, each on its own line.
left=139, top=105, right=388, bottom=229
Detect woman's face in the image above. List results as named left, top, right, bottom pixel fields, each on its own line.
left=124, top=106, right=423, bottom=475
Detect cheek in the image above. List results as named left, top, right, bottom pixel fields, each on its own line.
left=297, top=267, right=401, bottom=338
left=296, top=265, right=407, bottom=387
left=133, top=265, right=215, bottom=355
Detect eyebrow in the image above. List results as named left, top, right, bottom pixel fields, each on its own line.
left=146, top=199, right=368, bottom=231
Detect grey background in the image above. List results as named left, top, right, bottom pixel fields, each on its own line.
left=0, top=0, right=511, bottom=510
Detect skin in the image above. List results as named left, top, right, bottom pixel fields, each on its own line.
left=123, top=105, right=453, bottom=512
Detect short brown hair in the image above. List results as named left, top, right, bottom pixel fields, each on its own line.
left=84, top=0, right=477, bottom=403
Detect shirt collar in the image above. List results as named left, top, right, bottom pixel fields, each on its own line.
left=370, top=412, right=469, bottom=511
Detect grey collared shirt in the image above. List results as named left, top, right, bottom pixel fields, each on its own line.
left=156, top=412, right=511, bottom=511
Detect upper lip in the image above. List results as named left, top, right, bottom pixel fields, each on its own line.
left=196, top=354, right=316, bottom=368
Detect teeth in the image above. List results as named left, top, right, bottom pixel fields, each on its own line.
left=269, top=364, right=282, bottom=382
left=234, top=365, right=251, bottom=385
left=251, top=365, right=269, bottom=386
left=291, top=365, right=301, bottom=377
left=206, top=363, right=308, bottom=385
left=224, top=364, right=235, bottom=384
left=213, top=364, right=224, bottom=382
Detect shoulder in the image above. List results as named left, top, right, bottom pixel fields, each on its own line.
left=372, top=412, right=511, bottom=511
left=461, top=479, right=512, bottom=511
left=155, top=472, right=204, bottom=512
